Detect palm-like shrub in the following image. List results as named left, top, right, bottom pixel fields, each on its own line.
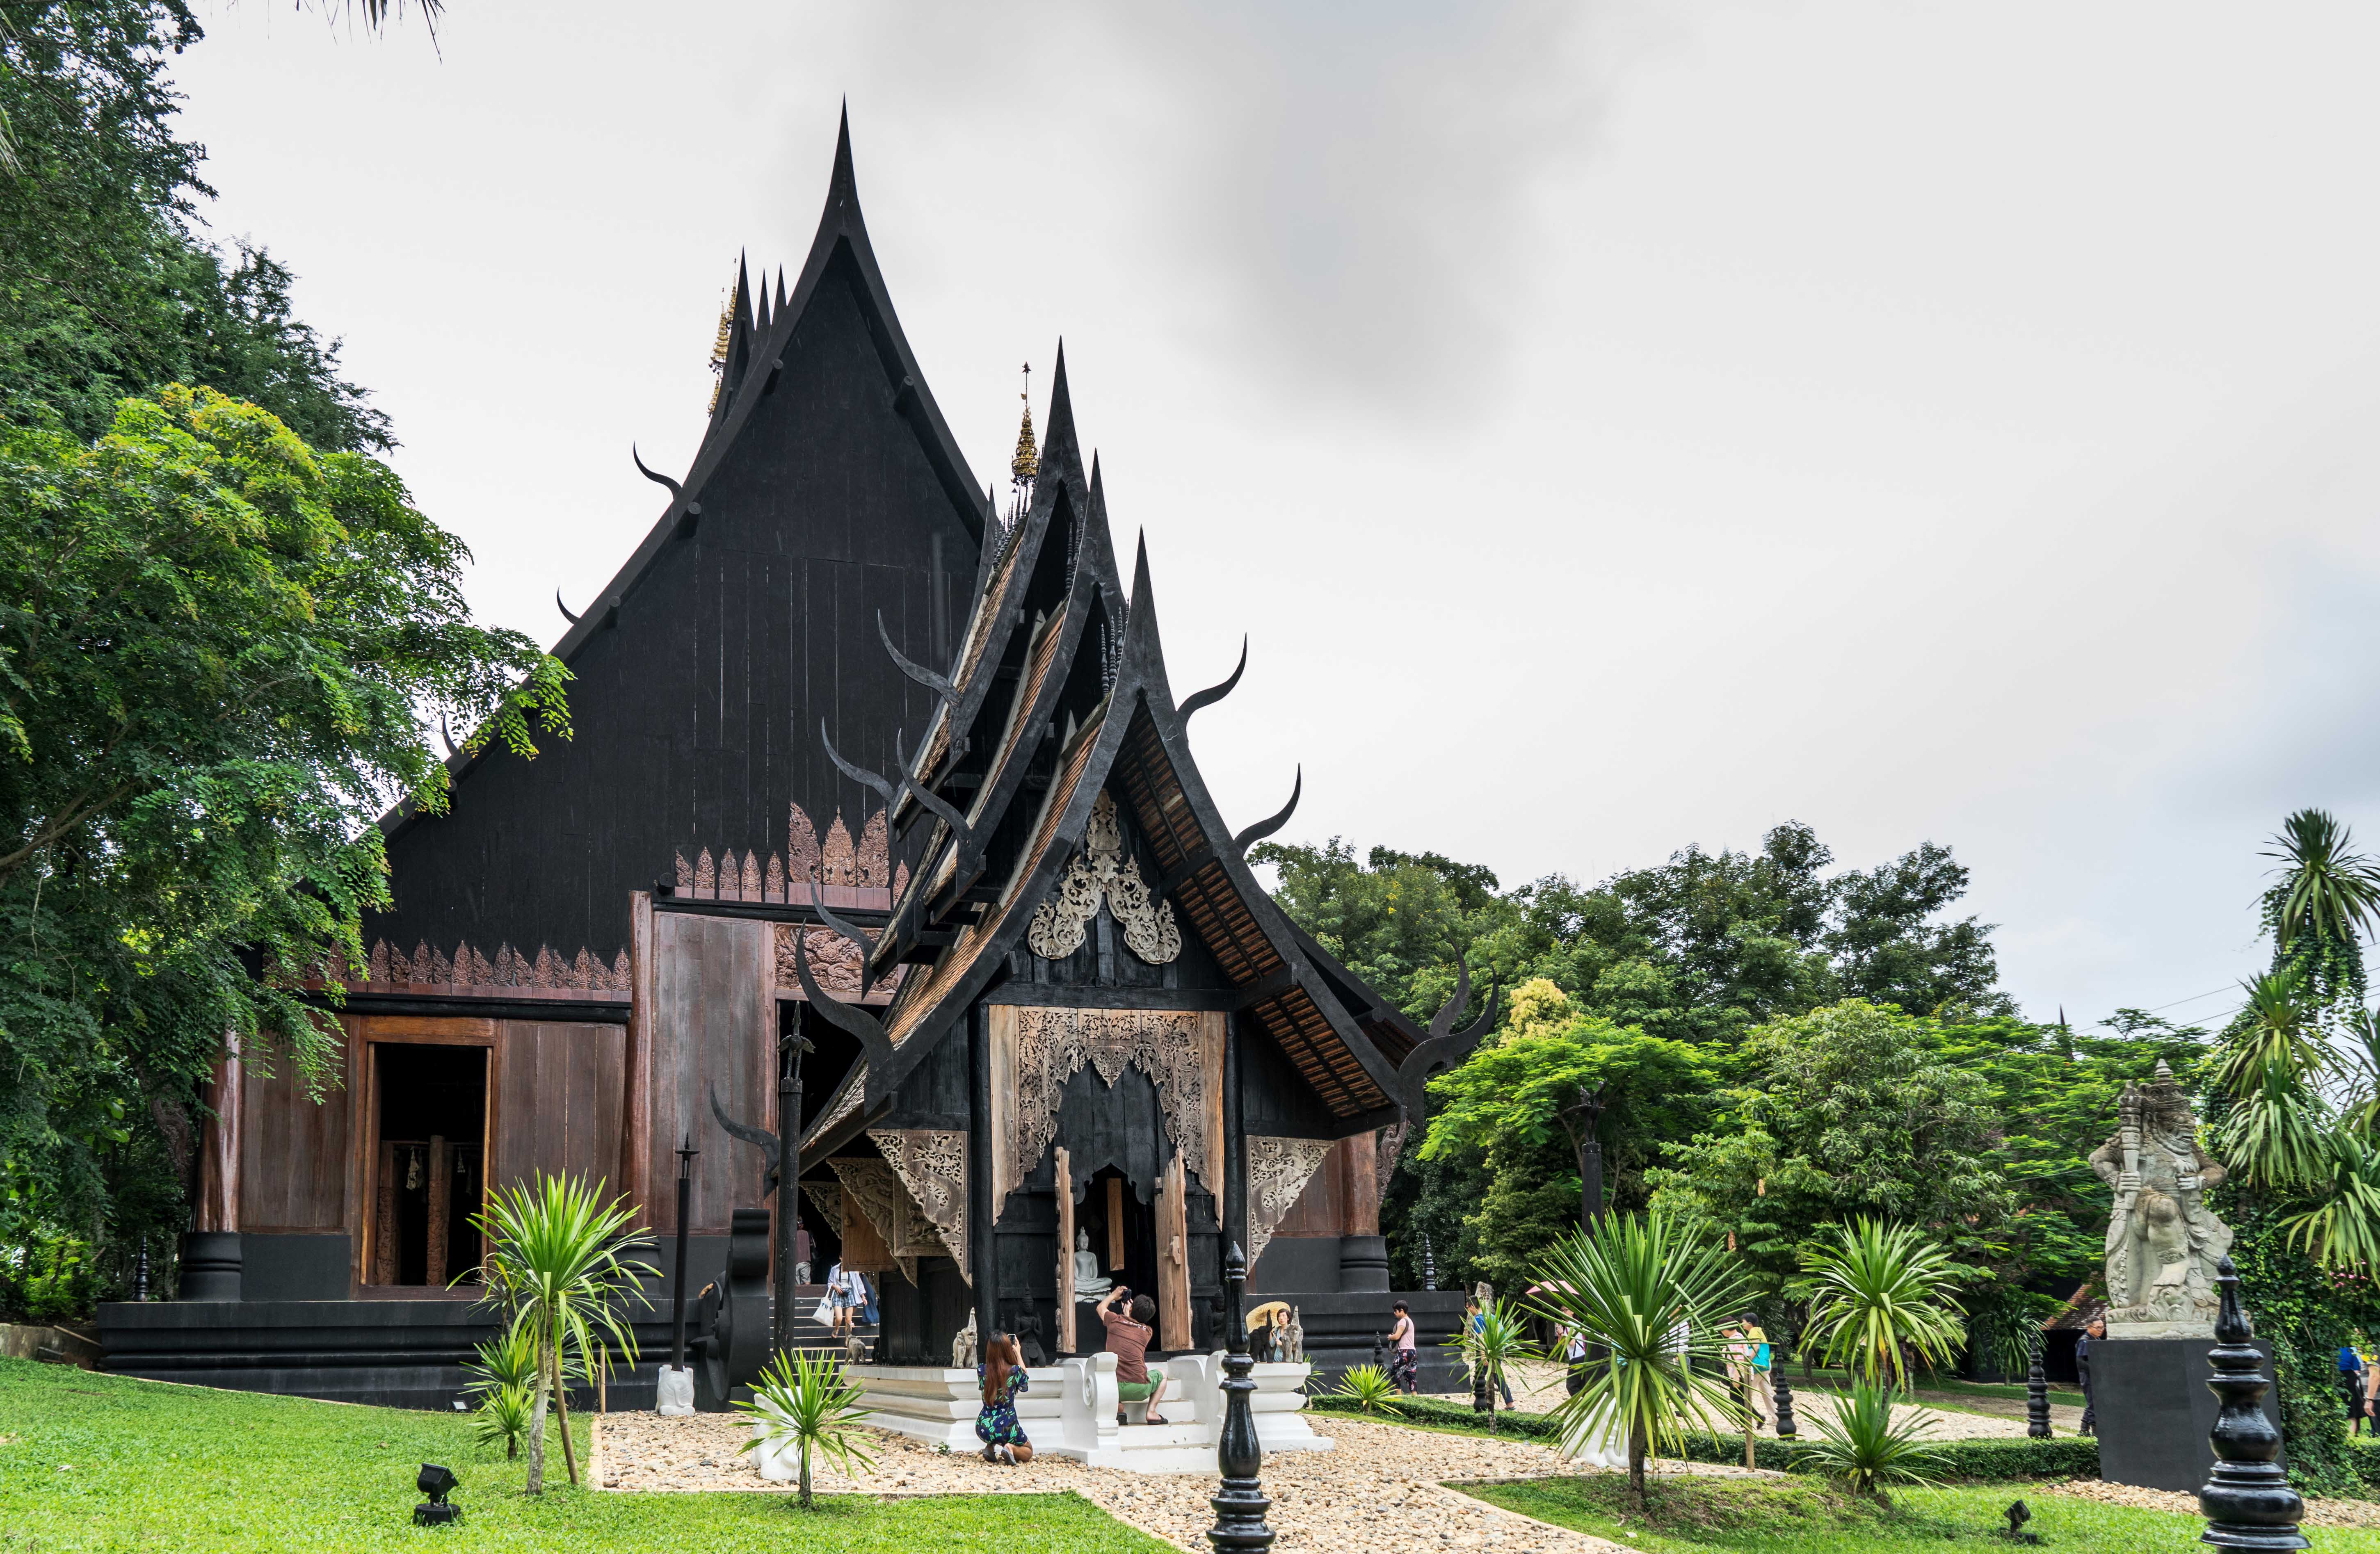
left=462, top=1328, right=540, bottom=1459
left=2282, top=1131, right=2380, bottom=1270
left=736, top=1349, right=878, bottom=1506
left=1443, top=1297, right=1537, bottom=1422
left=1328, top=1362, right=1403, bottom=1415
left=1525, top=1214, right=1749, bottom=1508
left=470, top=1173, right=654, bottom=1492
left=469, top=1382, right=536, bottom=1460
left=1799, top=1379, right=1947, bottom=1499
left=1792, top=1219, right=1964, bottom=1389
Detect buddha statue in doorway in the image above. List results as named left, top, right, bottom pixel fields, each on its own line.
left=1072, top=1228, right=1112, bottom=1300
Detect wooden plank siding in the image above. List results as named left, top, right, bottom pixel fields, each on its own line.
left=237, top=1040, right=354, bottom=1232
left=492, top=1021, right=626, bottom=1195
left=644, top=911, right=774, bottom=1234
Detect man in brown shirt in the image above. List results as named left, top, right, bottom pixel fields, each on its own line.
left=1095, top=1285, right=1168, bottom=1425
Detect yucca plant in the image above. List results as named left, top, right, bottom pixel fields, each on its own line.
left=469, top=1382, right=536, bottom=1460
left=1800, top=1379, right=1947, bottom=1500
left=462, top=1327, right=541, bottom=1459
left=1525, top=1214, right=1749, bottom=1509
left=736, top=1349, right=878, bottom=1506
left=1792, top=1219, right=1964, bottom=1390
left=469, top=1173, right=655, bottom=1493
left=2282, top=1130, right=2380, bottom=1271
left=2217, top=1050, right=2333, bottom=1191
left=1328, top=1362, right=1403, bottom=1415
left=1442, top=1297, right=1537, bottom=1422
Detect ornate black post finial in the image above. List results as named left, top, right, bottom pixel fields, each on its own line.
left=2199, top=1255, right=2306, bottom=1551
left=1206, top=1242, right=1275, bottom=1552
left=1770, top=1334, right=1798, bottom=1440
left=2025, top=1330, right=2052, bottom=1439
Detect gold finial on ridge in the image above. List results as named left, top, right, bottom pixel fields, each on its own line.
left=1010, top=361, right=1038, bottom=485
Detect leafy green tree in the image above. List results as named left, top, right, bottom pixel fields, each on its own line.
left=0, top=389, right=567, bottom=1310
left=1648, top=1000, right=2016, bottom=1299
left=0, top=0, right=388, bottom=450
left=1421, top=986, right=1720, bottom=1288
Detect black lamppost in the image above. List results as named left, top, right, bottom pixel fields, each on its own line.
left=1558, top=1084, right=1606, bottom=1234
left=1206, top=1242, right=1274, bottom=1552
left=774, top=1025, right=813, bottom=1356
left=2200, top=1256, right=2305, bottom=1550
left=670, top=1135, right=699, bottom=1372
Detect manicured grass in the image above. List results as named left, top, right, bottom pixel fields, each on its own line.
left=1459, top=1472, right=2378, bottom=1553
left=0, top=1358, right=1167, bottom=1552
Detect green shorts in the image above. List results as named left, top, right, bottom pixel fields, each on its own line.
left=1116, top=1364, right=1167, bottom=1401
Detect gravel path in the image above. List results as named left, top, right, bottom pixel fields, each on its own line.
left=599, top=1410, right=1770, bottom=1552
left=2044, top=1476, right=2380, bottom=1529
left=1426, top=1362, right=2085, bottom=1441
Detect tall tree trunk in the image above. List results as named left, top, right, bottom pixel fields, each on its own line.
left=525, top=1361, right=551, bottom=1494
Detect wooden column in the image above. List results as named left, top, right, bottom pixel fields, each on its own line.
left=1106, top=1177, right=1126, bottom=1270
left=623, top=890, right=655, bottom=1228
left=373, top=1142, right=400, bottom=1286
left=968, top=1003, right=998, bottom=1338
left=1055, top=1146, right=1076, bottom=1355
left=1157, top=1150, right=1190, bottom=1351
left=425, top=1134, right=451, bottom=1287
left=1343, top=1133, right=1382, bottom=1237
left=194, top=1034, right=242, bottom=1234
left=1223, top=1013, right=1247, bottom=1262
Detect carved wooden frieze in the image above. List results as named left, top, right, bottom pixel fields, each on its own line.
left=1247, top=1135, right=1335, bottom=1273
left=1374, top=1120, right=1409, bottom=1200
left=869, top=1127, right=968, bottom=1277
left=828, top=1155, right=952, bottom=1287
left=994, top=1005, right=1220, bottom=1206
left=798, top=1179, right=845, bottom=1243
left=346, top=939, right=630, bottom=1001
left=666, top=803, right=909, bottom=909
left=1027, top=792, right=1181, bottom=964
left=770, top=925, right=905, bottom=1006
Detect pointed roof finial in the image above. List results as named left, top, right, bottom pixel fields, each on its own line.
left=1010, top=361, right=1039, bottom=486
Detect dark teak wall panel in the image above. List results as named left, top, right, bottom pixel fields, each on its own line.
left=646, top=912, right=772, bottom=1232
left=493, top=1022, right=626, bottom=1192
left=240, top=1050, right=352, bottom=1232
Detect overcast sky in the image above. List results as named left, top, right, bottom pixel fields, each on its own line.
left=167, top=2, right=2380, bottom=1029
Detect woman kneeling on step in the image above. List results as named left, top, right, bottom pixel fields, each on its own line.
left=1097, top=1286, right=1167, bottom=1425
left=976, top=1333, right=1034, bottom=1465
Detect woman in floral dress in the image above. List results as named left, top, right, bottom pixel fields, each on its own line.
left=976, top=1333, right=1034, bottom=1464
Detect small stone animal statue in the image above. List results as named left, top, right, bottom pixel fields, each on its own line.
left=952, top=1312, right=978, bottom=1369
left=1015, top=1310, right=1048, bottom=1368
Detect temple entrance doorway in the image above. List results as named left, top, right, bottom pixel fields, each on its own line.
left=368, top=1043, right=487, bottom=1289
left=1074, top=1165, right=1156, bottom=1350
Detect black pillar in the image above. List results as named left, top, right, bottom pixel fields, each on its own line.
left=773, top=1025, right=808, bottom=1356
left=1206, top=1242, right=1274, bottom=1552
left=1222, top=1013, right=1247, bottom=1287
left=969, top=1003, right=998, bottom=1344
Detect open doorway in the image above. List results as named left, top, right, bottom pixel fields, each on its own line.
left=371, top=1045, right=487, bottom=1288
left=1078, top=1166, right=1158, bottom=1322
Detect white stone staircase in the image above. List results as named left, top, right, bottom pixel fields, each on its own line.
left=845, top=1353, right=1332, bottom=1474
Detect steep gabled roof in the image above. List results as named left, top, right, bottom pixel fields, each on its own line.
left=804, top=516, right=1409, bottom=1155
left=385, top=110, right=990, bottom=838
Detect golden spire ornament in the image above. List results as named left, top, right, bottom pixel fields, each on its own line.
left=1010, top=362, right=1039, bottom=486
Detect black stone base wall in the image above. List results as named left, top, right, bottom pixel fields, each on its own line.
left=2094, top=1335, right=2281, bottom=1492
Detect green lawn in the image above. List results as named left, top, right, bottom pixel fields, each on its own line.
left=1459, top=1472, right=2373, bottom=1553
left=0, top=1358, right=1168, bottom=1552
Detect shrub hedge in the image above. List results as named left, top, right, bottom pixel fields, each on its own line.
left=1307, top=1394, right=2103, bottom=1481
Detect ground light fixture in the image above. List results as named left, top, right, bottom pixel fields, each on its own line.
left=413, top=1463, right=461, bottom=1526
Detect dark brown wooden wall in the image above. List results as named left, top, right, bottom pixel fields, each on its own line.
left=238, top=1040, right=354, bottom=1232
left=643, top=911, right=773, bottom=1233
left=492, top=1021, right=625, bottom=1193
left=1270, top=1132, right=1382, bottom=1239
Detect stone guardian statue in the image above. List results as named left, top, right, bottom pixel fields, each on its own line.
left=2088, top=1060, right=2234, bottom=1337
